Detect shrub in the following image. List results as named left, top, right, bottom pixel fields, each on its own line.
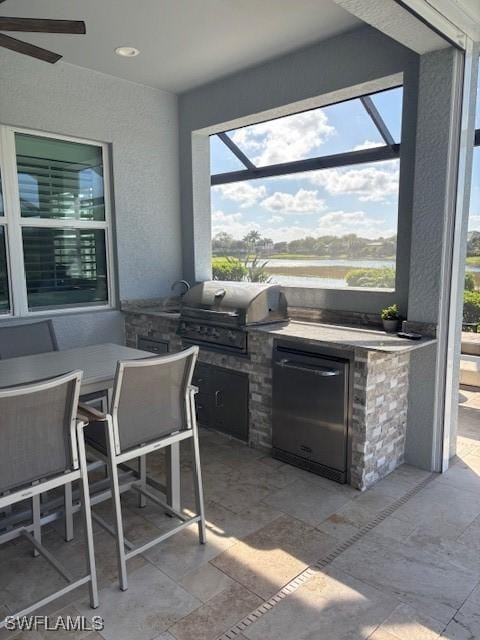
left=246, top=256, right=271, bottom=283
left=345, top=267, right=395, bottom=289
left=212, top=257, right=247, bottom=281
left=381, top=303, right=399, bottom=321
left=465, top=272, right=476, bottom=291
left=463, top=290, right=480, bottom=325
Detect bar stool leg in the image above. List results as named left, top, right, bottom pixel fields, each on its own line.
left=64, top=482, right=74, bottom=541
left=77, top=423, right=99, bottom=609
left=106, top=418, right=128, bottom=591
left=32, top=494, right=41, bottom=557
left=166, top=443, right=181, bottom=512
left=138, top=456, right=147, bottom=508
left=191, top=426, right=206, bottom=544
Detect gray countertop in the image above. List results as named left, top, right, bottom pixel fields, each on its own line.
left=249, top=321, right=436, bottom=353
left=122, top=304, right=181, bottom=319
left=122, top=304, right=436, bottom=354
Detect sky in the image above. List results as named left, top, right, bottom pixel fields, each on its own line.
left=210, top=78, right=480, bottom=244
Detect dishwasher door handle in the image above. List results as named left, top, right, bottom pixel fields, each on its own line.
left=275, top=359, right=342, bottom=377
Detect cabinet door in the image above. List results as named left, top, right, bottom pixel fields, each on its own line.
left=137, top=336, right=169, bottom=354
left=211, top=367, right=249, bottom=441
left=192, top=363, right=214, bottom=428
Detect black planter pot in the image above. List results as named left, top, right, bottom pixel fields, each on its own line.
left=382, top=318, right=399, bottom=333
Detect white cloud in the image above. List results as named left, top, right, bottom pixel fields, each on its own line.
left=230, top=110, right=334, bottom=165
left=212, top=210, right=241, bottom=223
left=211, top=209, right=394, bottom=242
left=212, top=210, right=260, bottom=238
left=353, top=140, right=383, bottom=151
left=212, top=182, right=267, bottom=208
left=309, top=164, right=399, bottom=202
left=468, top=214, right=480, bottom=231
left=261, top=189, right=326, bottom=214
left=315, top=210, right=393, bottom=239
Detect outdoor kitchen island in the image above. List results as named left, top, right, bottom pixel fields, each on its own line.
left=123, top=301, right=435, bottom=490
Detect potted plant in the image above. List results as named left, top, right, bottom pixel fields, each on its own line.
left=381, top=303, right=400, bottom=333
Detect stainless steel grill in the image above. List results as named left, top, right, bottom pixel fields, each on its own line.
left=178, top=281, right=288, bottom=354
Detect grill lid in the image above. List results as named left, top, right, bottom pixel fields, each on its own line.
left=182, top=281, right=275, bottom=310
left=180, top=281, right=288, bottom=326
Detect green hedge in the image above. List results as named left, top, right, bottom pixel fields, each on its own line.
left=464, top=290, right=480, bottom=325
left=345, top=267, right=395, bottom=288
left=465, top=272, right=476, bottom=291
left=212, top=257, right=247, bottom=281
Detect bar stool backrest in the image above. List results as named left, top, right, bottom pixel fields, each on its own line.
left=0, top=371, right=82, bottom=493
left=0, top=320, right=58, bottom=359
left=111, top=346, right=199, bottom=453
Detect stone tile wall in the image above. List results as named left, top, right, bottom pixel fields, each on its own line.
left=124, top=312, right=411, bottom=490
left=351, top=349, right=410, bottom=489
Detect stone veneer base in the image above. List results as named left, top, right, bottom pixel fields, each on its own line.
left=124, top=312, right=410, bottom=491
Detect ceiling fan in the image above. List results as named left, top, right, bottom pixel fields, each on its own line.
left=0, top=0, right=85, bottom=64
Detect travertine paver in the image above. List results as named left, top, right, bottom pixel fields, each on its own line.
left=1, top=395, right=479, bottom=640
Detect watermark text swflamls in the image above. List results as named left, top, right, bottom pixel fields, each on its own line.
left=4, top=614, right=104, bottom=632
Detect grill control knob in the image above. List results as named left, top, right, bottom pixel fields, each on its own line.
left=227, top=331, right=236, bottom=342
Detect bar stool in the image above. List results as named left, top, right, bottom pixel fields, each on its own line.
left=80, top=346, right=206, bottom=591
left=0, top=371, right=98, bottom=627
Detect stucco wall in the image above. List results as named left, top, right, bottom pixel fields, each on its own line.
left=0, top=51, right=181, bottom=346
left=178, top=27, right=467, bottom=472
left=405, top=47, right=463, bottom=469
left=178, top=25, right=419, bottom=315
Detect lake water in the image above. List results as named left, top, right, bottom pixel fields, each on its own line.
left=266, top=258, right=396, bottom=269
left=263, top=258, right=480, bottom=289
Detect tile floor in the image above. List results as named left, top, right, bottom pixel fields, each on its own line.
left=1, top=389, right=479, bottom=640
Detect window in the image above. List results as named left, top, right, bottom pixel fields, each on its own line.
left=463, top=63, right=480, bottom=330
left=0, top=127, right=113, bottom=315
left=0, top=169, right=10, bottom=314
left=210, top=87, right=403, bottom=291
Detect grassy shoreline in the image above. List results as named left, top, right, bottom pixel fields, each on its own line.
left=266, top=265, right=357, bottom=279
left=269, top=253, right=396, bottom=261
left=265, top=265, right=480, bottom=288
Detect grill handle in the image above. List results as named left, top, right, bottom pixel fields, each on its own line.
left=182, top=308, right=239, bottom=318
left=275, top=358, right=341, bottom=377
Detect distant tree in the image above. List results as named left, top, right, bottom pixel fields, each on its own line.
left=213, top=229, right=399, bottom=260
left=214, top=232, right=234, bottom=247
left=212, top=232, right=235, bottom=255
left=467, top=231, right=480, bottom=257
left=243, top=230, right=262, bottom=246
left=273, top=242, right=288, bottom=253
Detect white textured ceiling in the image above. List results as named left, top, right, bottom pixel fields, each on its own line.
left=334, top=0, right=449, bottom=53
left=335, top=0, right=480, bottom=51
left=0, top=0, right=360, bottom=93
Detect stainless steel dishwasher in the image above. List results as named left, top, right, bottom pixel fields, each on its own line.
left=272, top=340, right=352, bottom=483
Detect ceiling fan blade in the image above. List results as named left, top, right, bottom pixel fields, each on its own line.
left=0, top=17, right=86, bottom=34
left=0, top=33, right=61, bottom=62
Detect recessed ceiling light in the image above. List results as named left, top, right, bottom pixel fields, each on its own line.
left=115, top=46, right=140, bottom=58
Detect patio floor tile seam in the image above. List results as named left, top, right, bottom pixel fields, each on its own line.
left=446, top=574, right=480, bottom=632
left=215, top=471, right=438, bottom=640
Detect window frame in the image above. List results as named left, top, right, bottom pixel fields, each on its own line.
left=209, top=85, right=403, bottom=294
left=0, top=124, right=115, bottom=318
